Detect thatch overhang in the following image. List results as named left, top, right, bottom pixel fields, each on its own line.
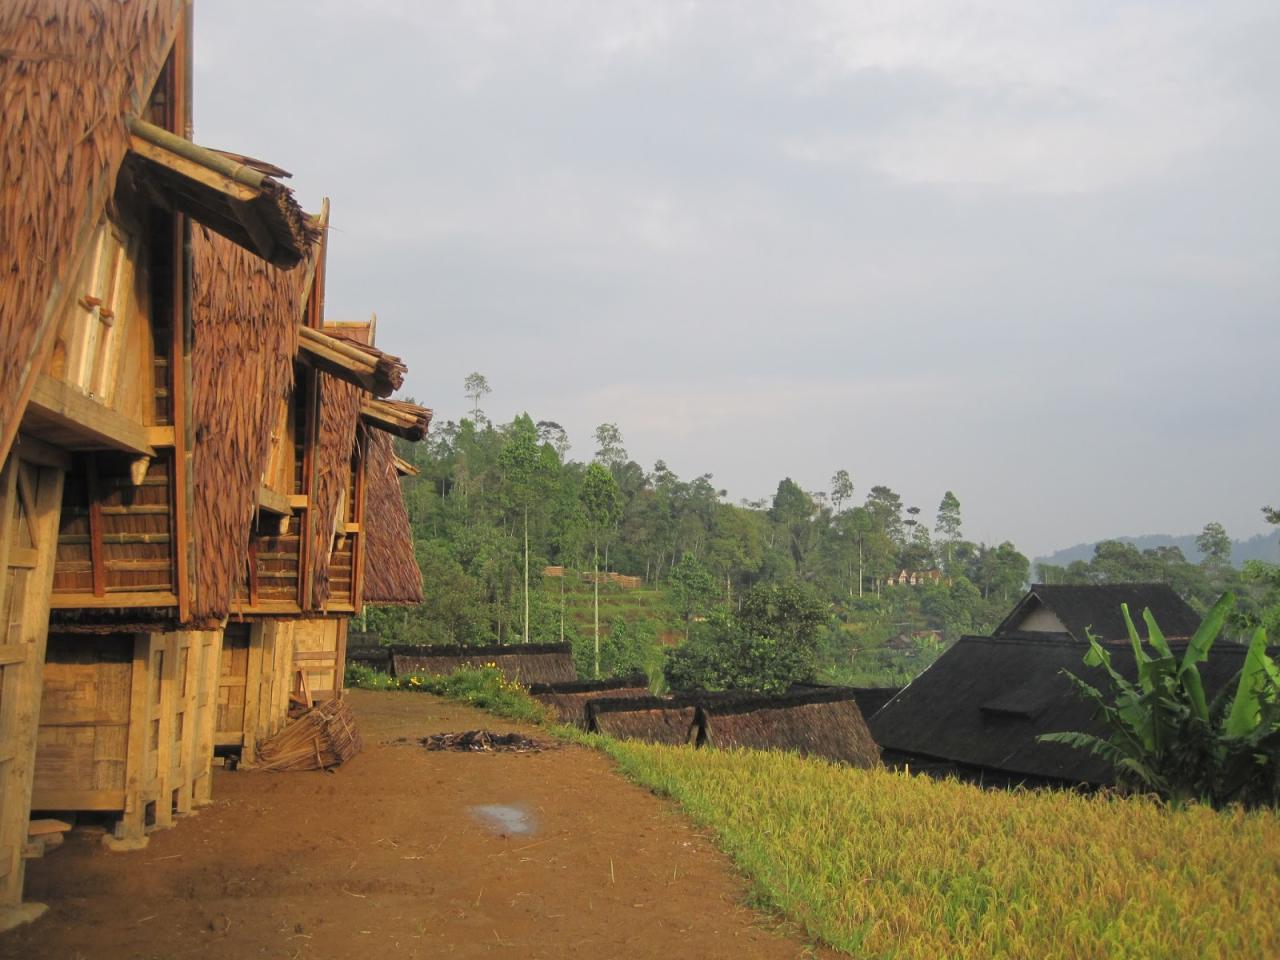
left=189, top=222, right=317, bottom=623
left=297, top=326, right=406, bottom=397
left=0, top=0, right=184, bottom=465
left=868, top=633, right=1253, bottom=786
left=994, top=583, right=1201, bottom=642
left=360, top=427, right=423, bottom=605
left=361, top=397, right=432, bottom=441
left=123, top=117, right=316, bottom=269
left=307, top=322, right=370, bottom=609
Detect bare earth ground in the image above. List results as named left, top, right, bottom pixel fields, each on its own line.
left=2, top=689, right=832, bottom=959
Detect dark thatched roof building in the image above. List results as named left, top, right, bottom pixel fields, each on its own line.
left=994, top=583, right=1200, bottom=643
left=700, top=687, right=880, bottom=768
left=528, top=675, right=651, bottom=728
left=390, top=642, right=577, bottom=685
left=869, top=633, right=1251, bottom=786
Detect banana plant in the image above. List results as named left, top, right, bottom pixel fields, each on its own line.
left=1040, top=593, right=1280, bottom=808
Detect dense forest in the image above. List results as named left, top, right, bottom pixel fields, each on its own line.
left=369, top=375, right=1280, bottom=686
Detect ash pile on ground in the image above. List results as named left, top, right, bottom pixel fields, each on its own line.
left=419, top=730, right=546, bottom=752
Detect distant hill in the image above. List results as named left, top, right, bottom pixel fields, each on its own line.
left=1034, top=529, right=1280, bottom=572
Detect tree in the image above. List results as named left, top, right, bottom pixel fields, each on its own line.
left=665, top=580, right=827, bottom=693
left=536, top=420, right=571, bottom=460
left=668, top=553, right=717, bottom=641
left=935, top=491, right=962, bottom=567
left=463, top=372, right=491, bottom=422
left=830, top=469, right=854, bottom=514
left=581, top=462, right=621, bottom=677
left=864, top=485, right=905, bottom=545
left=1196, top=522, right=1232, bottom=567
left=498, top=414, right=555, bottom=643
left=593, top=422, right=627, bottom=468
left=1041, top=594, right=1280, bottom=809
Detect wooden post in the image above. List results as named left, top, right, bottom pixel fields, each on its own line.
left=240, top=623, right=265, bottom=765
left=108, top=633, right=152, bottom=850
left=192, top=628, right=220, bottom=806
left=0, top=453, right=66, bottom=927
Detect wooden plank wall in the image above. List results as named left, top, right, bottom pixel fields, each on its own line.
left=216, top=621, right=293, bottom=764
left=291, top=618, right=347, bottom=704
left=31, top=628, right=222, bottom=846
left=0, top=444, right=66, bottom=911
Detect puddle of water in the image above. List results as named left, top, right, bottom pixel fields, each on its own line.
left=469, top=804, right=536, bottom=836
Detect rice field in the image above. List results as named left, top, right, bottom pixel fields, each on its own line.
left=595, top=740, right=1280, bottom=959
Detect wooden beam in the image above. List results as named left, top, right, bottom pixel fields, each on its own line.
left=11, top=435, right=69, bottom=470
left=86, top=455, right=106, bottom=598
left=128, top=135, right=260, bottom=203
left=47, top=591, right=179, bottom=610
left=296, top=326, right=400, bottom=397
left=359, top=397, right=430, bottom=441
left=26, top=376, right=155, bottom=457
left=256, top=486, right=292, bottom=517
left=146, top=426, right=176, bottom=448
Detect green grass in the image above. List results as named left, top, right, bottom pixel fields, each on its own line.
left=345, top=662, right=548, bottom=724
left=585, top=740, right=1280, bottom=960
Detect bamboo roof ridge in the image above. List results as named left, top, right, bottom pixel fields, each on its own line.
left=190, top=223, right=316, bottom=622
left=124, top=118, right=317, bottom=267
left=361, top=396, right=432, bottom=441
left=361, top=427, right=423, bottom=605
left=298, top=325, right=406, bottom=398
left=0, top=0, right=183, bottom=464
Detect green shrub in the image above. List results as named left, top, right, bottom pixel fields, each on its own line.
left=1042, top=592, right=1280, bottom=808
left=345, top=663, right=548, bottom=724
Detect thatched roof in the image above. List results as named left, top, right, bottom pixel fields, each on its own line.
left=360, top=426, right=423, bottom=605
left=869, top=633, right=1252, bottom=785
left=0, top=0, right=183, bottom=464
left=308, top=325, right=366, bottom=608
left=389, top=642, right=577, bottom=685
left=528, top=675, right=651, bottom=728
left=699, top=688, right=880, bottom=768
left=995, top=583, right=1201, bottom=642
left=190, top=223, right=317, bottom=622
left=586, top=696, right=702, bottom=745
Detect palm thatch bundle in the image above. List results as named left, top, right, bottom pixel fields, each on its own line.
left=586, top=695, right=702, bottom=746
left=699, top=688, right=881, bottom=768
left=253, top=697, right=362, bottom=771
left=191, top=225, right=314, bottom=622
left=360, top=427, right=423, bottom=604
left=0, top=0, right=182, bottom=461
left=389, top=642, right=576, bottom=684
left=528, top=675, right=651, bottom=728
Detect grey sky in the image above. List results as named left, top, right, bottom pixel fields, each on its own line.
left=193, top=1, right=1279, bottom=559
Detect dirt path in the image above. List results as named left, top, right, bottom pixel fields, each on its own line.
left=3, top=689, right=831, bottom=959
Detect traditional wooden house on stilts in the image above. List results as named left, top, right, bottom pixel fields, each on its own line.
left=0, top=0, right=429, bottom=926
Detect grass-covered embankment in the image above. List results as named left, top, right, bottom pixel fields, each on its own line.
left=345, top=663, right=548, bottom=724
left=592, top=739, right=1280, bottom=960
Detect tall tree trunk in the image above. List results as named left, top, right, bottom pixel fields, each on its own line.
left=858, top=540, right=864, bottom=598
left=522, top=506, right=530, bottom=643
left=559, top=571, right=565, bottom=644
left=593, top=539, right=601, bottom=679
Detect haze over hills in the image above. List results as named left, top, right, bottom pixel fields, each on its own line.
left=1034, top=529, right=1280, bottom=574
